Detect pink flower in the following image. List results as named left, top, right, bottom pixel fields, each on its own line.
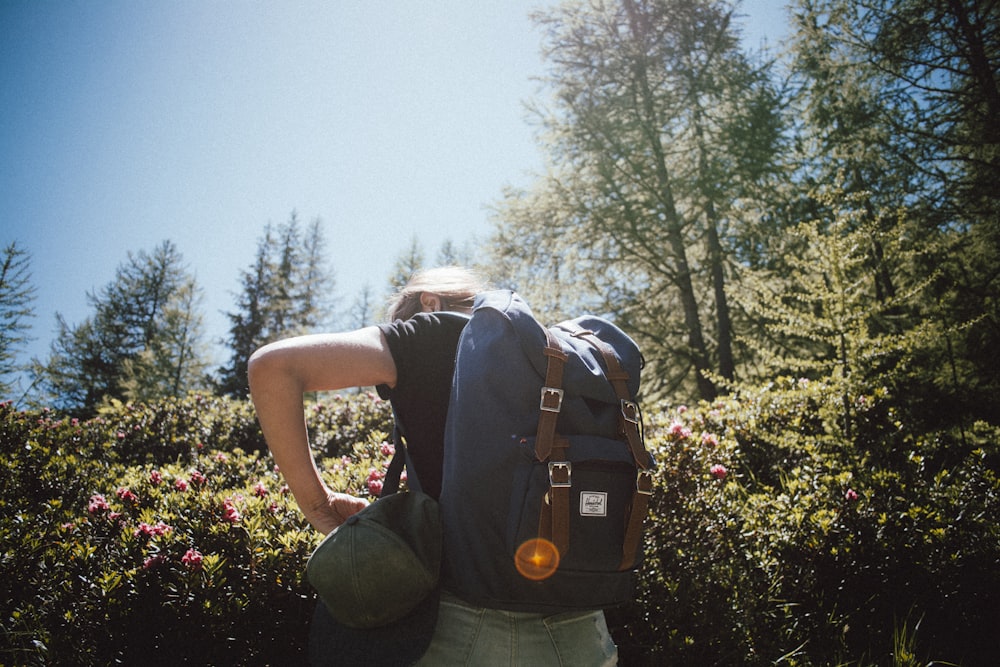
left=116, top=487, right=138, bottom=503
left=116, top=431, right=126, bottom=440
left=149, top=470, right=163, bottom=485
left=142, top=554, right=167, bottom=570
left=669, top=421, right=692, bottom=439
left=214, top=452, right=228, bottom=463
left=88, top=494, right=110, bottom=514
left=181, top=548, right=203, bottom=570
left=279, top=484, right=290, bottom=495
left=710, top=464, right=728, bottom=480
left=222, top=498, right=242, bottom=524
left=845, top=488, right=858, bottom=502
left=701, top=432, right=718, bottom=447
left=174, top=478, right=189, bottom=492
left=134, top=521, right=172, bottom=538
left=189, top=470, right=207, bottom=486
left=367, top=469, right=385, bottom=496
left=252, top=481, right=268, bottom=498
left=380, top=442, right=395, bottom=457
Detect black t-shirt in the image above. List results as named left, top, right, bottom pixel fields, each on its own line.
left=376, top=312, right=467, bottom=499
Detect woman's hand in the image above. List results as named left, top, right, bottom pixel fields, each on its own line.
left=305, top=491, right=371, bottom=535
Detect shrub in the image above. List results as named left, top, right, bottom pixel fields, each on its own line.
left=0, top=397, right=397, bottom=666
left=95, top=394, right=266, bottom=465
left=304, top=391, right=393, bottom=459
left=2, top=386, right=998, bottom=666
left=609, top=381, right=1000, bottom=666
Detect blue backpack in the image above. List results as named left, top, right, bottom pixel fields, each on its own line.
left=438, top=290, right=654, bottom=612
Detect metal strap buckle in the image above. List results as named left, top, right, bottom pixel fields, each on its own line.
left=548, top=461, right=572, bottom=487
left=540, top=387, right=564, bottom=413
left=621, top=399, right=640, bottom=425
left=636, top=470, right=654, bottom=496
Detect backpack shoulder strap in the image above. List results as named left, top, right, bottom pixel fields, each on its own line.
left=534, top=327, right=568, bottom=462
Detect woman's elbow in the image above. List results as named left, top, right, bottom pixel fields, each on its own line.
left=247, top=342, right=285, bottom=393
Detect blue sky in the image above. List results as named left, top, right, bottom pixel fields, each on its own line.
left=1, top=0, right=789, bottom=378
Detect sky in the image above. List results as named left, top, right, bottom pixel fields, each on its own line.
left=1, top=0, right=790, bottom=382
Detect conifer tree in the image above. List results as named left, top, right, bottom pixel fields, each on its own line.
left=388, top=237, right=425, bottom=293
left=33, top=241, right=207, bottom=414
left=0, top=242, right=36, bottom=399
left=348, top=283, right=378, bottom=328
left=492, top=0, right=786, bottom=400
left=217, top=213, right=335, bottom=396
left=788, top=0, right=1000, bottom=423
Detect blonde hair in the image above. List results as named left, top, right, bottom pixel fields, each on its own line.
left=386, top=266, right=487, bottom=321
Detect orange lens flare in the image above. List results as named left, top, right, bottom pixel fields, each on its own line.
left=514, top=538, right=560, bottom=581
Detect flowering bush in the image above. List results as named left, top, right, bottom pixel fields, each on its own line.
left=2, top=384, right=998, bottom=665
left=609, top=380, right=1000, bottom=666
left=305, top=391, right=393, bottom=458
left=0, top=395, right=397, bottom=665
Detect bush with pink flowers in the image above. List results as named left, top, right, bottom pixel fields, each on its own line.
left=610, top=378, right=1000, bottom=666
left=0, top=395, right=394, bottom=665
left=2, top=383, right=998, bottom=665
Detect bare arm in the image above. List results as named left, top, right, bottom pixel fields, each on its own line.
left=248, top=327, right=397, bottom=534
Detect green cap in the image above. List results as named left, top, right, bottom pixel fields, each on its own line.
left=306, top=491, right=442, bottom=629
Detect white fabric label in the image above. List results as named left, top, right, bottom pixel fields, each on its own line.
left=579, top=491, right=608, bottom=517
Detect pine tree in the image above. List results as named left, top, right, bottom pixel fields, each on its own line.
left=217, top=213, right=335, bottom=397
left=348, top=283, right=378, bottom=328
left=491, top=0, right=787, bottom=400
left=33, top=241, right=207, bottom=415
left=388, top=237, right=425, bottom=292
left=788, top=0, right=1000, bottom=423
left=0, top=242, right=36, bottom=399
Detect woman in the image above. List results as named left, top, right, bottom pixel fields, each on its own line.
left=248, top=266, right=618, bottom=666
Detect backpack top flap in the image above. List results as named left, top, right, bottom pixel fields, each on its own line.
left=469, top=290, right=642, bottom=437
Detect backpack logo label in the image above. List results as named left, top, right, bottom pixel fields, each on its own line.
left=580, top=492, right=608, bottom=517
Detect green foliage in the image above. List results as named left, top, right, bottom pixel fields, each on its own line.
left=216, top=213, right=335, bottom=398
left=31, top=240, right=208, bottom=416
left=2, top=388, right=997, bottom=665
left=611, top=380, right=1000, bottom=666
left=0, top=241, right=36, bottom=398
left=492, top=0, right=790, bottom=402
left=95, top=394, right=267, bottom=465
left=0, top=394, right=394, bottom=665
left=304, top=391, right=393, bottom=459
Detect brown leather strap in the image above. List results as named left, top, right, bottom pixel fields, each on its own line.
left=547, top=438, right=571, bottom=557
left=620, top=470, right=654, bottom=569
left=563, top=325, right=649, bottom=469
left=533, top=326, right=571, bottom=559
left=558, top=323, right=653, bottom=570
left=535, top=327, right=568, bottom=462
left=537, top=437, right=570, bottom=556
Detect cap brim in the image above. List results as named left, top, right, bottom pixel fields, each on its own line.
left=308, top=588, right=440, bottom=667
